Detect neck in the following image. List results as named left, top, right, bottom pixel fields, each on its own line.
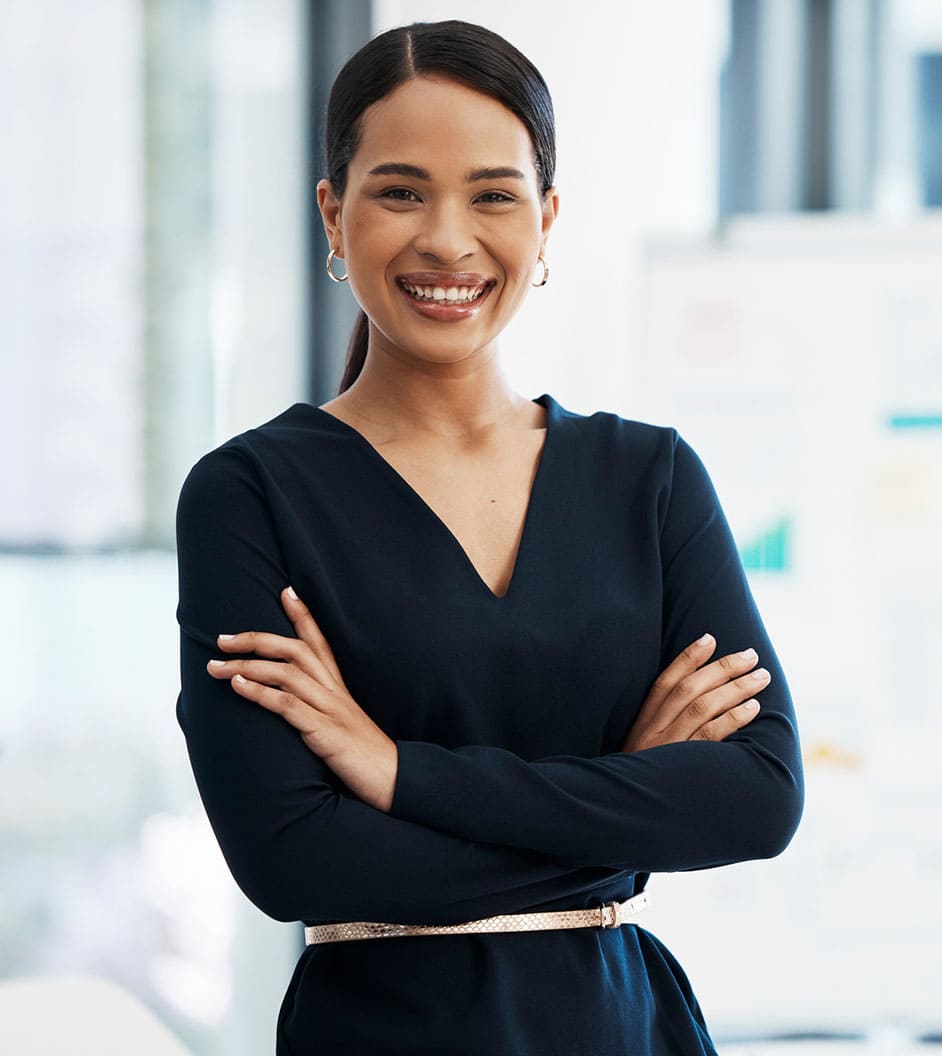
left=336, top=336, right=535, bottom=441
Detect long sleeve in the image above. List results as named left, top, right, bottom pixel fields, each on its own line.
left=388, top=432, right=804, bottom=873
left=175, top=443, right=627, bottom=925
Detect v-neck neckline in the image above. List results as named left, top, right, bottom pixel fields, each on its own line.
left=308, top=393, right=558, bottom=602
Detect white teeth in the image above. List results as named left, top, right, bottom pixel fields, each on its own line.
left=402, top=282, right=488, bottom=303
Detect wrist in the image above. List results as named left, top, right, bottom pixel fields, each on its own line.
left=328, top=730, right=398, bottom=813
left=370, top=735, right=398, bottom=813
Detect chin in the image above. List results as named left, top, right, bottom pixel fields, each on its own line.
left=375, top=324, right=498, bottom=365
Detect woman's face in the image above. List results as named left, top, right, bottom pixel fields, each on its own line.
left=318, top=76, right=559, bottom=369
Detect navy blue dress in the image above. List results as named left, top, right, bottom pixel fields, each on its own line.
left=175, top=393, right=803, bottom=1055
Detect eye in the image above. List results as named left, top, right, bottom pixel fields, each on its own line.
left=378, top=187, right=421, bottom=203
left=475, top=191, right=517, bottom=205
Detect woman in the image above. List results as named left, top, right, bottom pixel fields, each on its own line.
left=175, top=19, right=803, bottom=1055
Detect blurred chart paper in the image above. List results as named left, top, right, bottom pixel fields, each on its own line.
left=638, top=214, right=942, bottom=1030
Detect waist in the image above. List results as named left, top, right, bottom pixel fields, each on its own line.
left=304, top=889, right=651, bottom=946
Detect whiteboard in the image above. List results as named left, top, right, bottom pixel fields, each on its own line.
left=637, top=213, right=942, bottom=1035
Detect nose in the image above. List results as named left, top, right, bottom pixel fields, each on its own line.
left=413, top=199, right=476, bottom=264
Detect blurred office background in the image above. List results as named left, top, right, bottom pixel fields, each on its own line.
left=1, top=0, right=940, bottom=1052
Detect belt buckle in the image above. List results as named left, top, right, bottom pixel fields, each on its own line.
left=599, top=901, right=620, bottom=929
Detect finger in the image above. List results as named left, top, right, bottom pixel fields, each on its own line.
left=208, top=656, right=292, bottom=684
left=216, top=630, right=304, bottom=659
left=281, top=586, right=347, bottom=687
left=691, top=699, right=761, bottom=742
left=660, top=648, right=760, bottom=721
left=230, top=674, right=320, bottom=734
left=216, top=628, right=340, bottom=690
left=208, top=657, right=327, bottom=710
left=666, top=666, right=770, bottom=740
left=644, top=634, right=717, bottom=711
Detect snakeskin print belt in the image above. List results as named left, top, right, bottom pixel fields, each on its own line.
left=303, top=890, right=651, bottom=945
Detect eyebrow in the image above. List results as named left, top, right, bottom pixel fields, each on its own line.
left=367, top=163, right=527, bottom=182
left=469, top=166, right=527, bottom=182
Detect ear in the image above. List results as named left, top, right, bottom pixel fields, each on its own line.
left=539, top=186, right=560, bottom=254
left=317, top=178, right=344, bottom=255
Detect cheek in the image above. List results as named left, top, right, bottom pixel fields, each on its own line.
left=490, top=214, right=543, bottom=273
left=343, top=221, right=405, bottom=307
left=497, top=241, right=541, bottom=293
left=346, top=212, right=410, bottom=266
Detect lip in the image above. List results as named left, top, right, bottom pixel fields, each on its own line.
left=395, top=272, right=497, bottom=322
left=396, top=271, right=494, bottom=286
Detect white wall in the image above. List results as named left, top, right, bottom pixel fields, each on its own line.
left=371, top=1, right=728, bottom=417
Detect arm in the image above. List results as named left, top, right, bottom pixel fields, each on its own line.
left=176, top=444, right=626, bottom=924
left=387, top=432, right=804, bottom=873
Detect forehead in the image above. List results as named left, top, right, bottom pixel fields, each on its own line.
left=351, top=76, right=538, bottom=180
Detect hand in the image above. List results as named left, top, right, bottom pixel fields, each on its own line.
left=621, top=634, right=768, bottom=752
left=206, top=586, right=398, bottom=812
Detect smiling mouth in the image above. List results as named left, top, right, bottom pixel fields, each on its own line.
left=397, top=279, right=495, bottom=304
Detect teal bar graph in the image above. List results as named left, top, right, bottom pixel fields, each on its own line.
left=739, top=517, right=791, bottom=573
left=887, top=414, right=942, bottom=430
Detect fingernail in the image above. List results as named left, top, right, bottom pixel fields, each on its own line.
left=751, top=668, right=770, bottom=682
left=697, top=633, right=713, bottom=646
left=286, top=585, right=298, bottom=600
left=740, top=700, right=760, bottom=712
left=738, top=649, right=757, bottom=662
left=218, top=633, right=235, bottom=641
left=233, top=674, right=247, bottom=685
left=208, top=659, right=227, bottom=667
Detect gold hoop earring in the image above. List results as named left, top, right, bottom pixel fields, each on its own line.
left=326, top=249, right=348, bottom=283
left=532, top=255, right=549, bottom=287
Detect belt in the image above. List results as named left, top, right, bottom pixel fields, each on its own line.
left=304, top=890, right=651, bottom=946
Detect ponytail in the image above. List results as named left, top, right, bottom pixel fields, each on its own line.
left=338, top=311, right=368, bottom=394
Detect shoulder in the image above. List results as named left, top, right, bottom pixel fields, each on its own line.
left=543, top=392, right=685, bottom=470
left=175, top=403, right=333, bottom=549
left=542, top=395, right=717, bottom=527
left=175, top=402, right=347, bottom=541
left=177, top=402, right=338, bottom=497
left=216, top=401, right=334, bottom=463
left=544, top=391, right=670, bottom=439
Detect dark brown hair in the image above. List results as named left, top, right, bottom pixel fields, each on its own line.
left=323, top=20, right=557, bottom=394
